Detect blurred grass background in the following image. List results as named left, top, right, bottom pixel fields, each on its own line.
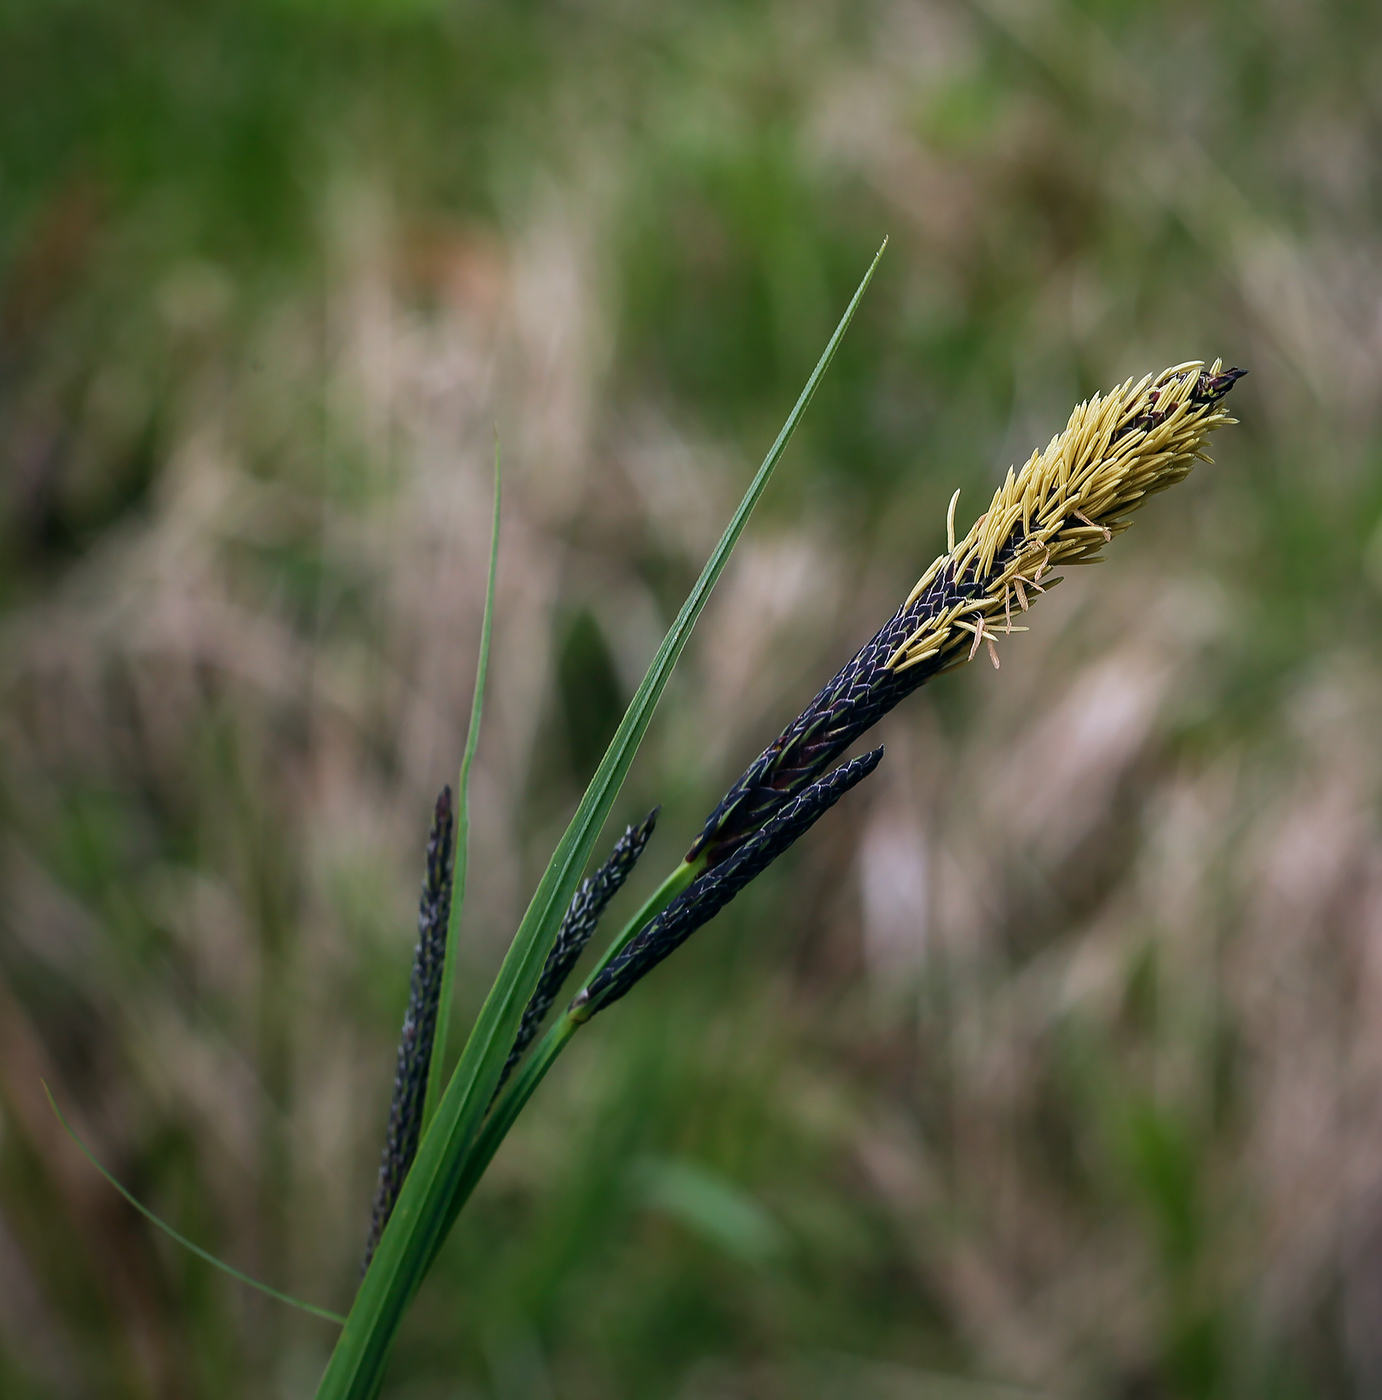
left=3, top=1, right=1382, bottom=1396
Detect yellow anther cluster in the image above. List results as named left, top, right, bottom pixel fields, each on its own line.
left=887, top=360, right=1240, bottom=675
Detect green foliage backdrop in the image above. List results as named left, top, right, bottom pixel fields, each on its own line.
left=2, top=2, right=1381, bottom=1397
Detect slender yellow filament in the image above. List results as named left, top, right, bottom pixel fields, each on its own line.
left=886, top=361, right=1238, bottom=676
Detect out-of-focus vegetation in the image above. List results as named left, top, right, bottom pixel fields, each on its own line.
left=2, top=1, right=1381, bottom=1396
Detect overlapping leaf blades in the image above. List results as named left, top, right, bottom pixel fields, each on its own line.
left=314, top=241, right=886, bottom=1400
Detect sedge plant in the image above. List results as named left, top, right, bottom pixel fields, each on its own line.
left=49, top=238, right=1244, bottom=1396
left=338, top=352, right=1243, bottom=1396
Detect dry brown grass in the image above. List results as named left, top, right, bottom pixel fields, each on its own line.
left=3, top=0, right=1382, bottom=1395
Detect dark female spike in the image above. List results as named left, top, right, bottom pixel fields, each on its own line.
left=493, top=808, right=659, bottom=1097
left=575, top=746, right=883, bottom=1019
left=362, top=786, right=455, bottom=1276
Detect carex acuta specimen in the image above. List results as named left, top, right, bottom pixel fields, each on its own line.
left=346, top=353, right=1242, bottom=1400
left=684, top=360, right=1246, bottom=868
left=373, top=358, right=1244, bottom=1166
left=567, top=359, right=1244, bottom=1020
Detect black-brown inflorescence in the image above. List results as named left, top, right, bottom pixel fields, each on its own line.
left=362, top=787, right=455, bottom=1275
left=494, top=808, right=659, bottom=1093
left=687, top=362, right=1244, bottom=872
left=573, top=746, right=883, bottom=1020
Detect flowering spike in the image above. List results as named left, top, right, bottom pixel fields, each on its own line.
left=573, top=747, right=883, bottom=1020
left=362, top=787, right=455, bottom=1275
left=686, top=362, right=1244, bottom=871
left=494, top=808, right=658, bottom=1094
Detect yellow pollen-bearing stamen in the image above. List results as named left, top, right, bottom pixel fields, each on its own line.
left=903, top=555, right=946, bottom=609
left=955, top=618, right=984, bottom=661
left=885, top=614, right=942, bottom=669
left=1016, top=542, right=1050, bottom=578
left=949, top=542, right=977, bottom=584
left=686, top=365, right=1237, bottom=909
left=976, top=502, right=1019, bottom=578
left=894, top=644, right=941, bottom=673
left=908, top=611, right=943, bottom=640
left=1019, top=451, right=1041, bottom=535
left=884, top=360, right=1242, bottom=683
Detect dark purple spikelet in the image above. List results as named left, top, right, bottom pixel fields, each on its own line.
left=493, top=808, right=658, bottom=1096
left=574, top=746, right=883, bottom=1019
left=684, top=620, right=919, bottom=872
left=361, top=786, right=455, bottom=1275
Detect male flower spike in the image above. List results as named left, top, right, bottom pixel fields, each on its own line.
left=683, top=359, right=1246, bottom=875
left=565, top=361, right=1242, bottom=1023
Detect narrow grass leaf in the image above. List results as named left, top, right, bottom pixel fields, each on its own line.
left=315, top=239, right=886, bottom=1400
left=45, top=1083, right=346, bottom=1326
left=422, top=434, right=501, bottom=1134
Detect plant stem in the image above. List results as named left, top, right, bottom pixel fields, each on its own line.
left=424, top=857, right=701, bottom=1268
left=315, top=244, right=885, bottom=1400
left=589, top=859, right=701, bottom=981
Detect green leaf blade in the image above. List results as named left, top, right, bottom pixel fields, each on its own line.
left=45, top=1083, right=346, bottom=1326
left=316, top=238, right=886, bottom=1400
left=422, top=435, right=502, bottom=1135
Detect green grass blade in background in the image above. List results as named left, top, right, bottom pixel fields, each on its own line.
left=422, top=436, right=501, bottom=1135
left=45, top=1085, right=347, bottom=1326
left=315, top=240, right=887, bottom=1400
